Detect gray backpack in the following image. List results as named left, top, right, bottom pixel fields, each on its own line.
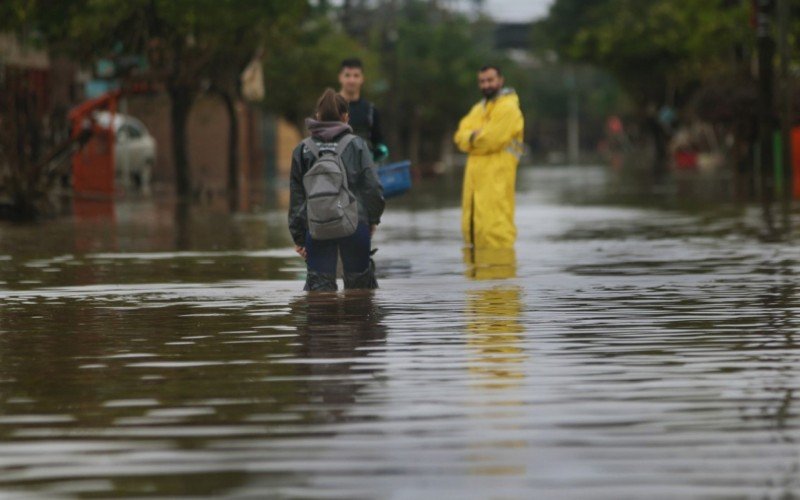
left=302, top=134, right=359, bottom=240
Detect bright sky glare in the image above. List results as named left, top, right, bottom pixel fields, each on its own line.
left=482, top=0, right=554, bottom=22
left=325, top=1, right=555, bottom=23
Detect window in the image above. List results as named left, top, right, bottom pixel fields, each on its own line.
left=118, top=123, right=143, bottom=140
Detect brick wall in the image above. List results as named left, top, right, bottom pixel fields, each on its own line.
left=126, top=93, right=303, bottom=198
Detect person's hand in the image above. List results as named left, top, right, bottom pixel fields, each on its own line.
left=295, top=245, right=307, bottom=260
left=373, top=143, right=389, bottom=163
left=370, top=225, right=377, bottom=237
left=469, top=129, right=481, bottom=144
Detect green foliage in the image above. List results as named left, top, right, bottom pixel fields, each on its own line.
left=542, top=0, right=752, bottom=105
left=0, top=0, right=309, bottom=96
left=393, top=8, right=493, bottom=127
left=363, top=0, right=500, bottom=161
left=261, top=18, right=366, bottom=127
left=60, top=0, right=308, bottom=85
left=535, top=0, right=609, bottom=54
left=0, top=0, right=87, bottom=48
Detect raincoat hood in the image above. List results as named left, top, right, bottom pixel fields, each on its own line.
left=484, top=87, right=518, bottom=106
left=305, top=118, right=353, bottom=142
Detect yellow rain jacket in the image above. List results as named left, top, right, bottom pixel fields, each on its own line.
left=454, top=89, right=524, bottom=249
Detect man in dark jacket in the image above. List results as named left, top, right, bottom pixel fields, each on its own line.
left=338, top=58, right=389, bottom=162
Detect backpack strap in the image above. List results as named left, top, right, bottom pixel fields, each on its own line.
left=335, top=134, right=357, bottom=156
left=334, top=134, right=357, bottom=192
left=302, top=137, right=321, bottom=158
left=367, top=102, right=374, bottom=128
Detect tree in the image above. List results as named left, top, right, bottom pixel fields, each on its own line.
left=260, top=17, right=366, bottom=129
left=535, top=0, right=754, bottom=166
left=0, top=1, right=89, bottom=218
left=69, top=1, right=310, bottom=198
left=542, top=0, right=750, bottom=107
left=362, top=0, right=497, bottom=166
left=4, top=0, right=309, bottom=199
left=400, top=5, right=494, bottom=164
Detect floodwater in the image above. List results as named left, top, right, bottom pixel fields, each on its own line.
left=1, top=165, right=799, bottom=498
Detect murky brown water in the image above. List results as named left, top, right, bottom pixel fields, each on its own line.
left=1, top=166, right=800, bottom=498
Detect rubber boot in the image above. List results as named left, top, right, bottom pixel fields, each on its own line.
left=304, top=271, right=338, bottom=292
left=343, top=259, right=378, bottom=290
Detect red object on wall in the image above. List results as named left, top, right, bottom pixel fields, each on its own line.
left=792, top=127, right=800, bottom=199
left=674, top=150, right=698, bottom=170
left=68, top=91, right=120, bottom=197
left=67, top=84, right=153, bottom=197
left=72, top=122, right=115, bottom=196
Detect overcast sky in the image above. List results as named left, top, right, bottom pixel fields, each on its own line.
left=327, top=1, right=555, bottom=23
left=482, top=0, right=554, bottom=22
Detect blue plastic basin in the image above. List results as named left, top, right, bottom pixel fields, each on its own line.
left=377, top=160, right=412, bottom=199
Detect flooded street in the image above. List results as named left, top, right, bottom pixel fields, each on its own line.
left=1, top=165, right=800, bottom=498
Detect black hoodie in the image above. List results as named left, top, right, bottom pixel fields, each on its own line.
left=288, top=119, right=385, bottom=245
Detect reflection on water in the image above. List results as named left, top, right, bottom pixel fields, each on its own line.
left=466, top=286, right=524, bottom=389
left=289, top=292, right=387, bottom=414
left=1, top=166, right=800, bottom=496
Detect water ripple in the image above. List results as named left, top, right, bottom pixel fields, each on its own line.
left=0, top=167, right=799, bottom=497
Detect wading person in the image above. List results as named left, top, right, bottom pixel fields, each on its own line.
left=289, top=88, right=385, bottom=291
left=454, top=65, right=524, bottom=250
left=338, top=58, right=389, bottom=162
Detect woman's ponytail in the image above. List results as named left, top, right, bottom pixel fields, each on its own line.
left=316, top=88, right=349, bottom=122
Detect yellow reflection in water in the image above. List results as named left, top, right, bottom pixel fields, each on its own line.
left=466, top=285, right=525, bottom=389
left=465, top=284, right=527, bottom=476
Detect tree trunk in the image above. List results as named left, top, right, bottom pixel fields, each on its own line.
left=206, top=84, right=239, bottom=209
left=409, top=105, right=421, bottom=168
left=169, top=85, right=193, bottom=198
left=1, top=88, right=44, bottom=219
left=218, top=89, right=239, bottom=209
left=756, top=1, right=776, bottom=211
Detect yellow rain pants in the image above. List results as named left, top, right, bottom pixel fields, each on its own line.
left=454, top=90, right=524, bottom=249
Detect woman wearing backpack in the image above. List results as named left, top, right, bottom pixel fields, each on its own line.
left=289, top=88, right=385, bottom=291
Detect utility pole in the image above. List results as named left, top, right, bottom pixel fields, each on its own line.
left=777, top=0, right=792, bottom=204
left=566, top=66, right=580, bottom=165
left=756, top=0, right=776, bottom=210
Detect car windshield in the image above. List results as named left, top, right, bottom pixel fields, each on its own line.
left=119, top=123, right=143, bottom=139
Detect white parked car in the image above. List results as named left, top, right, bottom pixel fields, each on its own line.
left=95, top=111, right=156, bottom=192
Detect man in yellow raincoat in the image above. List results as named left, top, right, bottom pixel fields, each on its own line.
left=454, top=65, right=524, bottom=250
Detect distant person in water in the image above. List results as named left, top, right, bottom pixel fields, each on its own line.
left=454, top=65, right=524, bottom=250
left=288, top=88, right=385, bottom=291
left=338, top=57, right=389, bottom=162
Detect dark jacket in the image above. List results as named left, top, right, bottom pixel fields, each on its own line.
left=348, top=98, right=384, bottom=150
left=288, top=119, right=385, bottom=246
